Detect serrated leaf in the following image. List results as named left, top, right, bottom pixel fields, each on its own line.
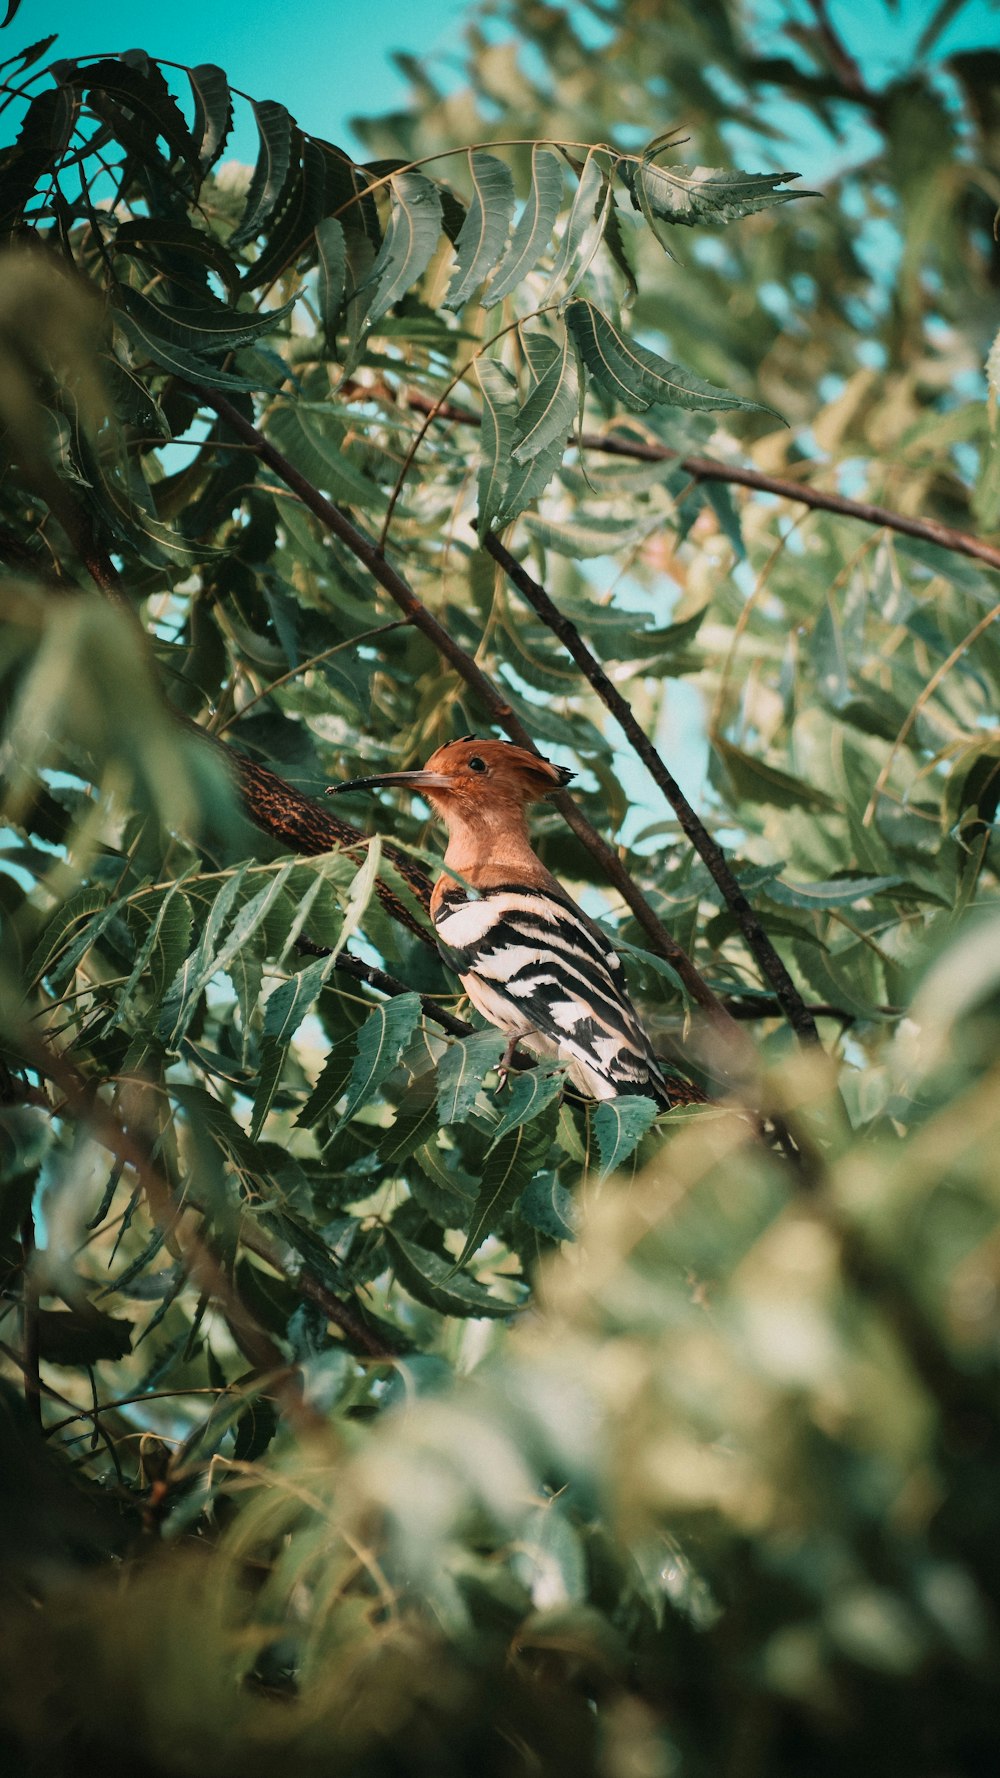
left=519, top=1171, right=577, bottom=1242
left=494, top=432, right=566, bottom=528
left=296, top=1027, right=360, bottom=1129
left=512, top=327, right=579, bottom=464
left=105, top=883, right=192, bottom=1032
left=27, top=886, right=108, bottom=985
left=712, top=736, right=837, bottom=812
left=766, top=874, right=906, bottom=909
left=380, top=1070, right=442, bottom=1169
left=485, top=146, right=563, bottom=307
left=566, top=299, right=771, bottom=416
left=455, top=1109, right=556, bottom=1266
left=187, top=63, right=232, bottom=170
left=111, top=217, right=241, bottom=302
left=366, top=170, right=443, bottom=327
left=474, top=356, right=518, bottom=533
left=522, top=510, right=646, bottom=558
left=244, top=134, right=327, bottom=293
left=542, top=148, right=605, bottom=302
left=230, top=98, right=295, bottom=247
left=335, top=993, right=424, bottom=1126
left=74, top=56, right=196, bottom=169
left=264, top=955, right=340, bottom=1046
left=115, top=285, right=295, bottom=357
left=114, top=305, right=269, bottom=395
left=488, top=1068, right=565, bottom=1146
left=267, top=402, right=384, bottom=508
left=315, top=215, right=346, bottom=335
left=385, top=1230, right=517, bottom=1320
left=436, top=1029, right=505, bottom=1125
left=556, top=1102, right=586, bottom=1164
left=158, top=864, right=250, bottom=1046
left=591, top=1096, right=659, bottom=1178
left=445, top=151, right=515, bottom=309
left=262, top=842, right=376, bottom=1041
left=623, top=160, right=807, bottom=228
left=251, top=1035, right=286, bottom=1138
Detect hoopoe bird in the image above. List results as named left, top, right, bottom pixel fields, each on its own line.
left=329, top=737, right=701, bottom=1109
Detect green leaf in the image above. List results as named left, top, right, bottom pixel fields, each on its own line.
left=380, top=1070, right=442, bottom=1169
left=158, top=863, right=251, bottom=1046
left=488, top=1068, right=565, bottom=1146
left=74, top=56, right=196, bottom=169
left=267, top=403, right=384, bottom=508
left=385, top=1230, right=518, bottom=1319
left=296, top=1027, right=361, bottom=1129
left=511, top=326, right=579, bottom=464
left=262, top=842, right=382, bottom=1046
left=315, top=215, right=347, bottom=335
left=474, top=356, right=518, bottom=533
left=244, top=134, right=328, bottom=294
left=622, top=161, right=807, bottom=228
left=484, top=145, right=563, bottom=307
left=115, top=286, right=296, bottom=357
left=519, top=1171, right=577, bottom=1242
left=591, top=1096, right=660, bottom=1178
left=445, top=151, right=516, bottom=310
left=522, top=510, right=647, bottom=558
left=230, top=98, right=295, bottom=247
left=436, top=1029, right=505, bottom=1124
left=711, top=736, right=837, bottom=812
left=455, top=1109, right=556, bottom=1265
left=367, top=170, right=443, bottom=327
left=566, top=299, right=771, bottom=416
left=187, top=63, right=232, bottom=170
left=104, top=883, right=193, bottom=1032
left=251, top=1035, right=286, bottom=1138
left=766, top=874, right=906, bottom=909
left=114, top=305, right=270, bottom=395
left=27, top=886, right=108, bottom=986
left=335, top=993, right=424, bottom=1125
left=542, top=148, right=605, bottom=301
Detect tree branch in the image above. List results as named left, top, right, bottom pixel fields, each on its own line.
left=394, top=386, right=1000, bottom=577
left=195, top=387, right=730, bottom=1025
left=483, top=532, right=820, bottom=1043
left=187, top=718, right=436, bottom=943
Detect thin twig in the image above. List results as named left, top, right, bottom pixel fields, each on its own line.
left=483, top=531, right=819, bottom=1043
left=393, top=385, right=1000, bottom=577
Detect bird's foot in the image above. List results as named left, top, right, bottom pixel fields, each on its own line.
left=493, top=1036, right=520, bottom=1094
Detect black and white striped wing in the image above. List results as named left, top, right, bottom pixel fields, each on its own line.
left=433, top=884, right=669, bottom=1104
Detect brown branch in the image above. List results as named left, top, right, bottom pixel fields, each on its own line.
left=233, top=1221, right=409, bottom=1358
left=396, top=386, right=1000, bottom=577
left=483, top=531, right=820, bottom=1043
left=185, top=718, right=436, bottom=943
left=195, top=387, right=729, bottom=1025
left=296, top=936, right=474, bottom=1039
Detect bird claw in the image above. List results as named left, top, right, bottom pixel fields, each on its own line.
left=494, top=1038, right=520, bottom=1094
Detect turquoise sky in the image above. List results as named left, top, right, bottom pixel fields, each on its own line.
left=1, top=0, right=470, bottom=155
left=3, top=1, right=998, bottom=166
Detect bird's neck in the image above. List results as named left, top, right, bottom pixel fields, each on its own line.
left=439, top=804, right=555, bottom=892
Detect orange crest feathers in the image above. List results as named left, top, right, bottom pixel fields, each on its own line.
left=425, top=736, right=574, bottom=799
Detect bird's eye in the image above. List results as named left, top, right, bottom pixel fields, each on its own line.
left=467, top=755, right=487, bottom=773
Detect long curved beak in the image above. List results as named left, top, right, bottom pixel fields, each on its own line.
left=326, top=770, right=453, bottom=796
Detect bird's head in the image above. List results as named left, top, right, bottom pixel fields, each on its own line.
left=327, top=736, right=574, bottom=824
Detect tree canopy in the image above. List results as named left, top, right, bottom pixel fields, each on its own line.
left=2, top=1, right=1000, bottom=1772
